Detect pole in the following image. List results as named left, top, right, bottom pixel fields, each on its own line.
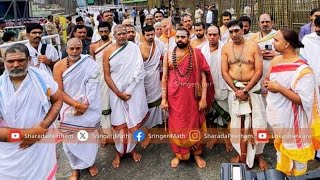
left=13, top=0, right=18, bottom=25
left=235, top=0, right=240, bottom=19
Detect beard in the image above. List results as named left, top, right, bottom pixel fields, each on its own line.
left=196, top=34, right=204, bottom=39
left=69, top=55, right=81, bottom=61
left=316, top=31, right=320, bottom=36
left=128, top=36, right=135, bottom=41
left=101, top=35, right=109, bottom=40
left=7, top=67, right=28, bottom=77
left=177, top=42, right=188, bottom=48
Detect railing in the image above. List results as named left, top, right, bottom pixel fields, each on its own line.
left=0, top=34, right=62, bottom=59
left=86, top=5, right=125, bottom=13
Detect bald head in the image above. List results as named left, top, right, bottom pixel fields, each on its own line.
left=160, top=18, right=171, bottom=26
left=67, top=37, right=82, bottom=47
left=145, top=14, right=155, bottom=26
left=161, top=18, right=172, bottom=35
left=146, top=14, right=153, bottom=19
left=66, top=38, right=83, bottom=60
left=122, top=19, right=131, bottom=26
left=113, top=24, right=127, bottom=34
left=207, top=25, right=220, bottom=36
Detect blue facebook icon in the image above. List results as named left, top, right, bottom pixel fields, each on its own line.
left=133, top=130, right=145, bottom=142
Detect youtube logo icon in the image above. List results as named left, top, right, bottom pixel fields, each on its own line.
left=9, top=130, right=21, bottom=142
left=257, top=129, right=269, bottom=143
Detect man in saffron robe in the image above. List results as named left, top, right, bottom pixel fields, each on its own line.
left=161, top=27, right=214, bottom=169
left=159, top=18, right=176, bottom=52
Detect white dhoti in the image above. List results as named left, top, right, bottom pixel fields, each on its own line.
left=220, top=31, right=230, bottom=44
left=202, top=41, right=229, bottom=126
left=143, top=40, right=164, bottom=129
left=94, top=41, right=112, bottom=135
left=300, top=33, right=320, bottom=159
left=0, top=67, right=58, bottom=179
left=228, top=83, right=268, bottom=168
left=109, top=42, right=149, bottom=154
left=267, top=62, right=317, bottom=175
left=59, top=55, right=101, bottom=170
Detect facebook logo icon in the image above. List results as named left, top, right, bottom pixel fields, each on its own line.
left=133, top=130, right=145, bottom=142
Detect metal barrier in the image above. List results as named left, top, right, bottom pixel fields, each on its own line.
left=86, top=5, right=124, bottom=13
left=0, top=34, right=62, bottom=59
left=4, top=26, right=26, bottom=38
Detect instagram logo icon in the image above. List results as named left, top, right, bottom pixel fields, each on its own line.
left=189, top=130, right=201, bottom=141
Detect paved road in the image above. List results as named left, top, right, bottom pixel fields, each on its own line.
left=56, top=142, right=320, bottom=180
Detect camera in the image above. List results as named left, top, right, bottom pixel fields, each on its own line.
left=265, top=44, right=273, bottom=50
left=220, top=163, right=320, bottom=180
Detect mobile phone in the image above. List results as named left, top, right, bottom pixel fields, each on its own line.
left=265, top=45, right=272, bottom=50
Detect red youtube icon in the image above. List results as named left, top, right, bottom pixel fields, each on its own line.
left=257, top=130, right=269, bottom=143
left=9, top=130, right=21, bottom=142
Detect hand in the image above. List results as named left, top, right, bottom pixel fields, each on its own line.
left=264, top=79, right=281, bottom=93
left=235, top=90, right=248, bottom=101
left=74, top=102, right=89, bottom=115
left=118, top=92, right=131, bottom=101
left=198, top=99, right=207, bottom=111
left=38, top=55, right=50, bottom=65
left=160, top=99, right=169, bottom=109
left=261, top=50, right=276, bottom=60
left=20, top=123, right=48, bottom=149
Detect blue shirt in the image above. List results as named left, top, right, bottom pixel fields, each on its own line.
left=299, top=22, right=312, bottom=41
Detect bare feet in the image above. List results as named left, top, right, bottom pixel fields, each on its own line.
left=132, top=150, right=142, bottom=162
left=140, top=135, right=151, bottom=149
left=194, top=155, right=206, bottom=169
left=112, top=153, right=121, bottom=168
left=256, top=155, right=269, bottom=171
left=88, top=165, right=98, bottom=176
left=100, top=136, right=113, bottom=147
left=224, top=138, right=233, bottom=152
left=171, top=157, right=180, bottom=168
left=68, top=170, right=79, bottom=180
left=206, top=138, right=217, bottom=149
left=100, top=137, right=108, bottom=147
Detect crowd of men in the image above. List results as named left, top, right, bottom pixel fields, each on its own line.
left=0, top=6, right=320, bottom=180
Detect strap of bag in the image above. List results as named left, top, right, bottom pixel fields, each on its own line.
left=40, top=44, right=47, bottom=55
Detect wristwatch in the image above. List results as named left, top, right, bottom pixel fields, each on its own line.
left=243, top=89, right=248, bottom=95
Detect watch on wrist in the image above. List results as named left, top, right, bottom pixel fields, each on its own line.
left=243, top=89, right=248, bottom=94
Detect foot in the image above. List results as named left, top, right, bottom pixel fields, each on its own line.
left=140, top=136, right=151, bottom=149
left=194, top=155, right=206, bottom=169
left=131, top=150, right=141, bottom=162
left=206, top=138, right=217, bottom=150
left=100, top=137, right=108, bottom=147
left=170, top=157, right=180, bottom=168
left=112, top=153, right=121, bottom=168
left=256, top=155, right=269, bottom=171
left=88, top=165, right=98, bottom=176
left=68, top=170, right=79, bottom=180
left=224, top=138, right=233, bottom=152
